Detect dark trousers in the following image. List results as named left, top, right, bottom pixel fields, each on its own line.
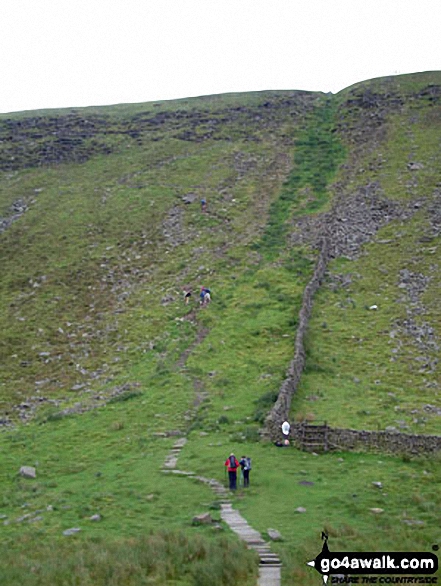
left=243, top=469, right=250, bottom=487
left=228, top=470, right=237, bottom=490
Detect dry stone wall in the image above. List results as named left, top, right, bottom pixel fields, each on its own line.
left=265, top=184, right=436, bottom=440
left=264, top=228, right=331, bottom=439
left=288, top=423, right=441, bottom=455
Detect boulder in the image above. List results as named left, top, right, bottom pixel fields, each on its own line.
left=267, top=528, right=283, bottom=541
left=295, top=507, right=307, bottom=513
left=407, top=162, right=424, bottom=171
left=182, top=193, right=197, bottom=204
left=19, top=466, right=36, bottom=479
left=192, top=512, right=213, bottom=525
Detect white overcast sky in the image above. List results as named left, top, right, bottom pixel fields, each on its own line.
left=1, top=0, right=440, bottom=114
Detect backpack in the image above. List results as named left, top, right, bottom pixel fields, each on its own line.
left=229, top=455, right=236, bottom=468
left=245, top=457, right=252, bottom=471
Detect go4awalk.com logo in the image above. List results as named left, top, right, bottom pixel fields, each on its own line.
left=307, top=533, right=438, bottom=584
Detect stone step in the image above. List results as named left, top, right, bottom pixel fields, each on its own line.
left=172, top=438, right=187, bottom=448
left=258, top=565, right=281, bottom=586
left=259, top=554, right=280, bottom=564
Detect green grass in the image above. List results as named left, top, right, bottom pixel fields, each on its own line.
left=0, top=531, right=257, bottom=586
left=182, top=434, right=441, bottom=584
left=258, top=97, right=345, bottom=258
left=1, top=74, right=441, bottom=584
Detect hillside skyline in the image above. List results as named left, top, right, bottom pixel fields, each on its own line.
left=2, top=0, right=441, bottom=114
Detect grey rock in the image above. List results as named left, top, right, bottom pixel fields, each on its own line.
left=71, top=384, right=85, bottom=391
left=295, top=507, right=307, bottom=513
left=63, top=527, right=81, bottom=536
left=182, top=193, right=197, bottom=204
left=402, top=519, right=424, bottom=526
left=29, top=516, right=43, bottom=523
left=19, top=466, right=36, bottom=479
left=161, top=295, right=174, bottom=305
left=372, top=481, right=383, bottom=489
left=192, top=512, right=213, bottom=525
left=407, top=162, right=424, bottom=171
left=89, top=514, right=101, bottom=522
left=267, top=528, right=283, bottom=541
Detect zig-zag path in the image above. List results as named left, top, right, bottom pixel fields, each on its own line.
left=162, top=437, right=282, bottom=586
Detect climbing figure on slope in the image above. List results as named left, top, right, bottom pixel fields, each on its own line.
left=200, top=286, right=211, bottom=306
left=225, top=453, right=239, bottom=490
left=201, top=198, right=207, bottom=212
left=183, top=288, right=192, bottom=305
left=239, top=455, right=252, bottom=487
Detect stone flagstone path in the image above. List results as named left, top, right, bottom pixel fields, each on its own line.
left=162, top=438, right=282, bottom=586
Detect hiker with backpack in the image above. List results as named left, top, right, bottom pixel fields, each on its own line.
left=200, top=286, right=211, bottom=306
left=224, top=453, right=239, bottom=490
left=239, top=455, right=252, bottom=487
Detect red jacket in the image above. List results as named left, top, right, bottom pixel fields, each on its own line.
left=225, top=456, right=239, bottom=471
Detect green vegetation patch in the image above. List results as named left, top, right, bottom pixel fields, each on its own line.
left=182, top=434, right=441, bottom=584
left=258, top=98, right=345, bottom=258
left=0, top=531, right=257, bottom=586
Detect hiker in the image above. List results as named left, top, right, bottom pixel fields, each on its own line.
left=225, top=453, right=239, bottom=490
left=201, top=198, right=207, bottom=212
left=199, top=287, right=211, bottom=305
left=183, top=289, right=192, bottom=305
left=239, top=455, right=252, bottom=487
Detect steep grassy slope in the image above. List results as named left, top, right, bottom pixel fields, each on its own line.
left=291, top=72, right=441, bottom=434
left=0, top=90, right=318, bottom=419
left=1, top=74, right=440, bottom=584
left=0, top=89, right=320, bottom=584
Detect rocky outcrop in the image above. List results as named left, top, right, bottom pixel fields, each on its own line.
left=0, top=198, right=36, bottom=235
left=0, top=92, right=317, bottom=172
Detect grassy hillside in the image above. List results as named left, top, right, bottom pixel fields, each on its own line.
left=1, top=74, right=440, bottom=584
left=291, top=72, right=441, bottom=433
